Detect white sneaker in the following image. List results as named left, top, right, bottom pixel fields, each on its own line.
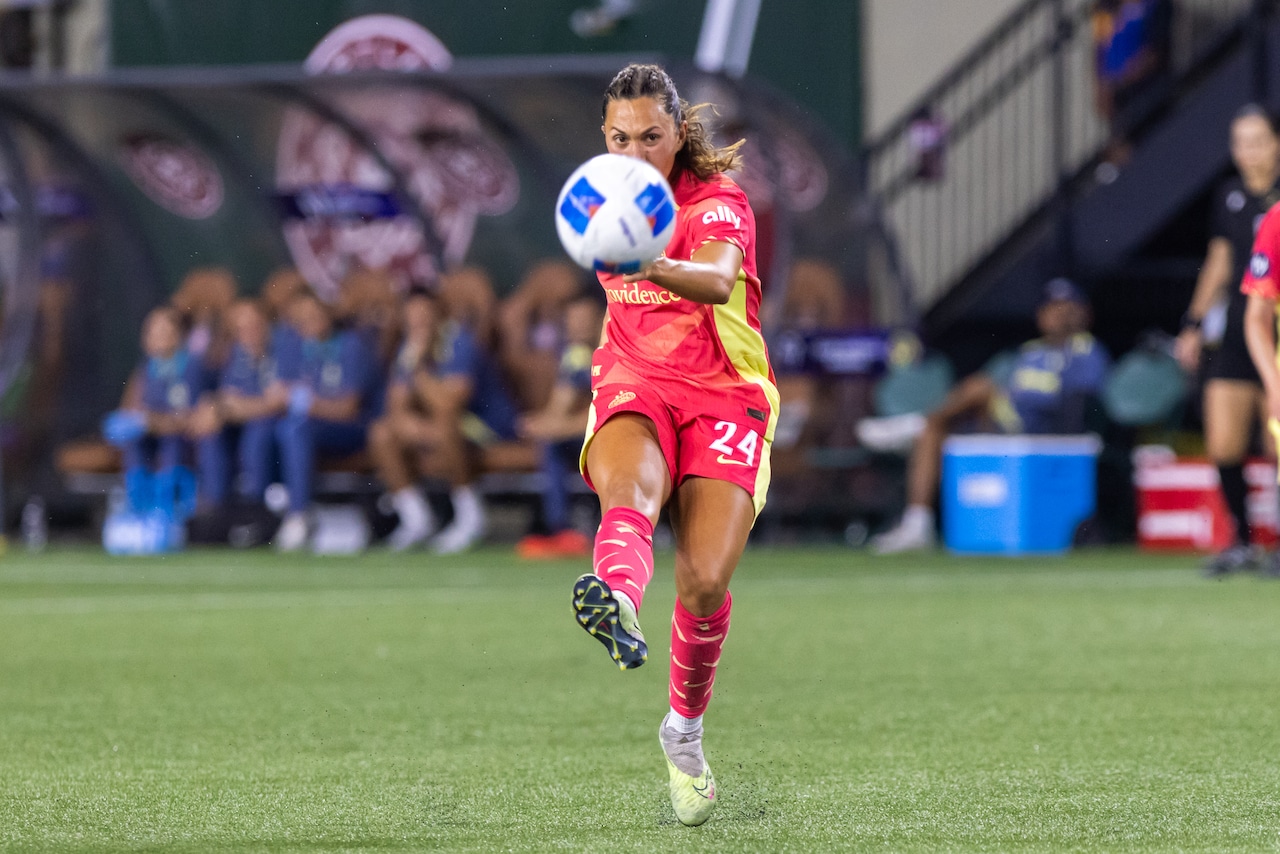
left=432, top=487, right=486, bottom=554
left=432, top=517, right=485, bottom=554
left=871, top=509, right=936, bottom=555
left=387, top=488, right=437, bottom=552
left=274, top=512, right=310, bottom=553
left=388, top=520, right=431, bottom=552
left=856, top=412, right=927, bottom=453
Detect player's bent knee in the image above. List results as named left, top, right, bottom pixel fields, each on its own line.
left=678, top=585, right=730, bottom=618
left=675, top=562, right=732, bottom=616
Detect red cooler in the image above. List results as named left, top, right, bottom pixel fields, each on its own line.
left=1133, top=447, right=1278, bottom=551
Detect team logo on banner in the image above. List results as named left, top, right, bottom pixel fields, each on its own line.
left=119, top=133, right=224, bottom=220
left=276, top=14, right=519, bottom=299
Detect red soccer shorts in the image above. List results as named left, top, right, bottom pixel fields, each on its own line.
left=580, top=374, right=774, bottom=519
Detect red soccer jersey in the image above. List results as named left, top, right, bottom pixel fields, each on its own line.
left=594, top=169, right=777, bottom=420
left=1242, top=202, right=1280, bottom=299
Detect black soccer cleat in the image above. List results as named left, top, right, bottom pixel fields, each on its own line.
left=571, top=573, right=647, bottom=670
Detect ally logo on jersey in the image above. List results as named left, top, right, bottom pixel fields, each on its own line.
left=701, top=204, right=742, bottom=229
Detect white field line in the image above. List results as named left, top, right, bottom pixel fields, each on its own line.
left=0, top=568, right=1211, bottom=617
left=0, top=587, right=482, bottom=616
left=745, top=567, right=1211, bottom=595
left=0, top=563, right=493, bottom=586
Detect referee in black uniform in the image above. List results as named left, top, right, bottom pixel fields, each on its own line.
left=1175, top=104, right=1280, bottom=576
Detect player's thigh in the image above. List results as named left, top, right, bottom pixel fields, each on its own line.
left=584, top=413, right=672, bottom=522
left=1203, top=379, right=1261, bottom=461
left=669, top=476, right=755, bottom=616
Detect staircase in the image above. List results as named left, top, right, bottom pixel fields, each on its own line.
left=863, top=0, right=1267, bottom=367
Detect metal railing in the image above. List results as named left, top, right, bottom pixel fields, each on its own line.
left=863, top=0, right=1259, bottom=315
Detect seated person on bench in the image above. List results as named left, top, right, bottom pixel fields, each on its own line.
left=191, top=298, right=286, bottom=510
left=104, top=306, right=210, bottom=497
left=860, top=278, right=1111, bottom=554
left=514, top=292, right=604, bottom=558
left=273, top=287, right=378, bottom=552
left=370, top=288, right=519, bottom=554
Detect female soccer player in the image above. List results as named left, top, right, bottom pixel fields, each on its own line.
left=1176, top=105, right=1280, bottom=576
left=1242, top=180, right=1280, bottom=579
left=569, top=63, right=777, bottom=826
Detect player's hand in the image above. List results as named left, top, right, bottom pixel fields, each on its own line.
left=621, top=254, right=670, bottom=285
left=1173, top=328, right=1201, bottom=373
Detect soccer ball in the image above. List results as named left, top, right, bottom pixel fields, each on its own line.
left=554, top=153, right=676, bottom=274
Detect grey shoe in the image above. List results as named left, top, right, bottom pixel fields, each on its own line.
left=1260, top=550, right=1280, bottom=579
left=1202, top=544, right=1259, bottom=578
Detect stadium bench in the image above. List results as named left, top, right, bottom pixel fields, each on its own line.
left=54, top=437, right=591, bottom=504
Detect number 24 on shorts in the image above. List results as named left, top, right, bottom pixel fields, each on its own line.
left=710, top=420, right=759, bottom=466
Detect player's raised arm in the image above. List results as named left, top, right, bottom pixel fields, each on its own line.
left=621, top=241, right=743, bottom=304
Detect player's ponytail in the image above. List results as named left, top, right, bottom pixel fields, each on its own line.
left=680, top=100, right=744, bottom=180
left=602, top=63, right=744, bottom=181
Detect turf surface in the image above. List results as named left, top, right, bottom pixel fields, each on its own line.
left=2, top=545, right=1279, bottom=851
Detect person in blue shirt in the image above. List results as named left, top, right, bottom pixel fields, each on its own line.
left=190, top=299, right=286, bottom=509
left=369, top=287, right=519, bottom=553
left=103, top=306, right=209, bottom=493
left=261, top=267, right=307, bottom=383
left=273, top=288, right=377, bottom=552
left=864, top=278, right=1111, bottom=554
left=1092, top=0, right=1172, bottom=171
left=513, top=294, right=603, bottom=558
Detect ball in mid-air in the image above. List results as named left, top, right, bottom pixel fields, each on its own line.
left=555, top=153, right=676, bottom=274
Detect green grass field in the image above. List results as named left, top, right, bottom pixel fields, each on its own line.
left=2, top=544, right=1280, bottom=852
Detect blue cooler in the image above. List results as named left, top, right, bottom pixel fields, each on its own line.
left=941, top=434, right=1101, bottom=555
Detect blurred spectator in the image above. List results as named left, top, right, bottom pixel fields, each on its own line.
left=262, top=267, right=308, bottom=385
left=907, top=106, right=948, bottom=183
left=859, top=278, right=1111, bottom=554
left=514, top=293, right=604, bottom=558
left=191, top=299, right=287, bottom=509
left=769, top=259, right=849, bottom=450
left=437, top=265, right=499, bottom=350
left=772, top=258, right=848, bottom=333
left=1174, top=104, right=1280, bottom=577
left=171, top=266, right=237, bottom=366
left=1092, top=0, right=1172, bottom=171
left=261, top=266, right=308, bottom=320
left=369, top=288, right=519, bottom=553
left=496, top=259, right=586, bottom=412
left=337, top=266, right=401, bottom=370
left=103, top=306, right=208, bottom=492
left=272, top=288, right=377, bottom=552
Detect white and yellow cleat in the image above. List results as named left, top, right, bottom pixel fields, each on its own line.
left=659, top=713, right=716, bottom=826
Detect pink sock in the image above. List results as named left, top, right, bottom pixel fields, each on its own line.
left=593, top=507, right=655, bottom=613
left=669, top=591, right=732, bottom=718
